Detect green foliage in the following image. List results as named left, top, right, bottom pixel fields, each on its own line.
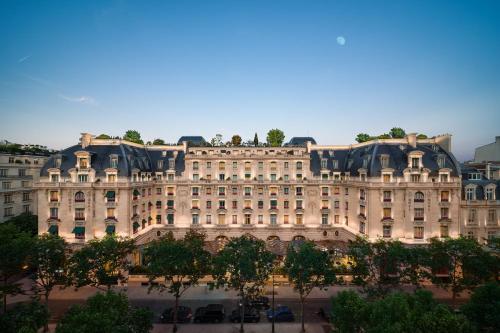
left=29, top=234, right=67, bottom=302
left=331, top=290, right=473, bottom=333
left=355, top=133, right=371, bottom=143
left=416, top=134, right=428, bottom=139
left=425, top=237, right=494, bottom=302
left=212, top=235, right=274, bottom=331
left=253, top=133, right=259, bottom=146
left=55, top=291, right=153, bottom=333
left=462, top=282, right=500, bottom=333
left=4, top=213, right=38, bottom=237
left=0, top=301, right=49, bottom=333
left=123, top=130, right=144, bottom=144
left=389, top=127, right=406, bottom=138
left=266, top=129, right=285, bottom=147
left=284, top=241, right=336, bottom=331
left=152, top=138, right=165, bottom=145
left=210, top=134, right=223, bottom=147
left=0, top=223, right=33, bottom=312
left=143, top=230, right=210, bottom=330
left=377, top=133, right=391, bottom=139
left=67, top=236, right=135, bottom=290
left=95, top=134, right=111, bottom=139
left=231, top=135, right=242, bottom=146
left=330, top=290, right=366, bottom=333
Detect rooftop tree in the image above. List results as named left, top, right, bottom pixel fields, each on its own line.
left=283, top=241, right=336, bottom=332
left=355, top=133, right=371, bottom=143
left=231, top=135, right=242, bottom=146
left=95, top=134, right=111, bottom=139
left=212, top=235, right=274, bottom=333
left=143, top=230, right=211, bottom=333
left=253, top=133, right=259, bottom=146
left=266, top=129, right=285, bottom=147
left=67, top=236, right=136, bottom=291
left=152, top=138, right=165, bottom=145
left=389, top=127, right=406, bottom=138
left=123, top=130, right=144, bottom=144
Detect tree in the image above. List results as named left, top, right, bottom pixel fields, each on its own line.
left=400, top=245, right=429, bottom=289
left=330, top=290, right=365, bottom=333
left=55, top=291, right=153, bottom=333
left=253, top=133, right=259, bottom=146
left=143, top=231, right=210, bottom=333
left=266, top=129, right=285, bottom=147
left=0, top=301, right=49, bottom=333
left=0, top=224, right=33, bottom=313
left=152, top=138, right=165, bottom=145
left=417, top=134, right=428, bottom=139
left=377, top=133, right=391, bottom=139
left=231, top=135, right=242, bottom=146
left=67, top=236, right=135, bottom=291
left=284, top=241, right=336, bottom=332
left=355, top=133, right=371, bottom=143
left=210, top=134, right=223, bottom=147
left=123, top=130, right=144, bottom=144
left=95, top=134, right=111, bottom=139
left=462, top=282, right=500, bottom=333
left=29, top=234, right=67, bottom=332
left=4, top=212, right=38, bottom=237
left=389, top=127, right=406, bottom=138
left=212, top=235, right=274, bottom=333
left=346, top=238, right=408, bottom=298
left=425, top=237, right=493, bottom=305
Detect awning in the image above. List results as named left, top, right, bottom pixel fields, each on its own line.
left=105, top=191, right=115, bottom=198
left=105, top=225, right=116, bottom=234
left=48, top=225, right=58, bottom=234
left=72, top=226, right=85, bottom=234
left=133, top=221, right=140, bottom=229
left=133, top=189, right=140, bottom=196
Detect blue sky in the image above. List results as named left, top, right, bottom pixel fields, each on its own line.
left=0, top=0, right=499, bottom=161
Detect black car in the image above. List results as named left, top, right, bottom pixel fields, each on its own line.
left=229, top=307, right=261, bottom=323
left=193, top=304, right=225, bottom=323
left=246, top=296, right=270, bottom=310
left=160, top=306, right=192, bottom=323
left=266, top=306, right=295, bottom=322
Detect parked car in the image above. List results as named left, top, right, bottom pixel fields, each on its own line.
left=193, top=304, right=225, bottom=323
left=266, top=306, right=295, bottom=322
left=160, top=306, right=192, bottom=323
left=229, top=307, right=261, bottom=323
left=245, top=296, right=270, bottom=310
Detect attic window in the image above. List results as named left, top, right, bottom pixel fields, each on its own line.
left=321, top=159, right=327, bottom=169
left=362, top=156, right=369, bottom=169
left=432, top=145, right=439, bottom=152
left=347, top=159, right=353, bottom=169
left=168, top=158, right=175, bottom=169
left=332, top=160, right=339, bottom=169
left=380, top=155, right=390, bottom=169
left=437, top=154, right=446, bottom=169
left=110, top=156, right=118, bottom=168
left=468, top=173, right=481, bottom=180
left=54, top=157, right=62, bottom=168
left=162, top=151, right=167, bottom=157
left=157, top=160, right=163, bottom=169
left=329, top=150, right=334, bottom=157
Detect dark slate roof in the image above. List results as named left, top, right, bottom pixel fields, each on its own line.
left=177, top=136, right=207, bottom=146
left=285, top=137, right=317, bottom=146
left=309, top=143, right=460, bottom=177
left=40, top=144, right=184, bottom=177
left=461, top=179, right=500, bottom=200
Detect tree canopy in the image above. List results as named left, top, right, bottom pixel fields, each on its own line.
left=0, top=301, right=48, bottom=333
left=123, top=130, right=144, bottom=144
left=355, top=133, right=372, bottom=143
left=231, top=135, right=242, bottom=146
left=266, top=129, right=285, bottom=147
left=55, top=291, right=153, bottom=333
left=95, top=134, right=111, bottom=139
left=4, top=213, right=38, bottom=237
left=152, top=138, right=165, bottom=145
left=462, top=282, right=500, bottom=333
left=253, top=133, right=259, bottom=146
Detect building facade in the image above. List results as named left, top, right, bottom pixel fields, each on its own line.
left=35, top=132, right=475, bottom=248
left=1, top=152, right=50, bottom=223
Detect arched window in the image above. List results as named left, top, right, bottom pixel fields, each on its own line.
left=414, top=191, right=424, bottom=202
left=75, top=191, right=85, bottom=202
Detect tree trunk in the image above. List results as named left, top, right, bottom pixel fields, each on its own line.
left=240, top=290, right=245, bottom=333
left=2, top=279, right=6, bottom=314
left=173, top=295, right=179, bottom=333
left=301, top=297, right=305, bottom=333
left=43, top=293, right=49, bottom=333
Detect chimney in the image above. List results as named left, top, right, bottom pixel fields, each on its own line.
left=434, top=134, right=452, bottom=152
left=80, top=133, right=93, bottom=149
left=495, top=136, right=500, bottom=143
left=407, top=133, right=417, bottom=148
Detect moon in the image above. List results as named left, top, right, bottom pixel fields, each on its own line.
left=336, top=36, right=346, bottom=46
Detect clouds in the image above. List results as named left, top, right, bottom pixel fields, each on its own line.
left=18, top=55, right=31, bottom=63
left=58, top=94, right=97, bottom=105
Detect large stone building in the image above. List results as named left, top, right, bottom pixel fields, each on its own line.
left=36, top=132, right=482, bottom=250
left=1, top=152, right=50, bottom=223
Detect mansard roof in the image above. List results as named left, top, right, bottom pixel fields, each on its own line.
left=286, top=137, right=317, bottom=147
left=177, top=136, right=207, bottom=146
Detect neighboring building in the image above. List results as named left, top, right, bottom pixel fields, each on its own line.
left=36, top=133, right=463, bottom=251
left=474, top=136, right=500, bottom=163
left=1, top=152, right=50, bottom=223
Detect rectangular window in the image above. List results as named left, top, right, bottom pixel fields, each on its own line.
left=296, top=187, right=303, bottom=196
left=468, top=209, right=476, bottom=223
left=284, top=174, right=289, bottom=181
left=322, top=200, right=329, bottom=209
left=321, top=214, right=328, bottom=225
left=219, top=200, right=225, bottom=209
left=414, top=226, right=424, bottom=239
left=192, top=200, right=199, bottom=209
left=440, top=174, right=448, bottom=182
left=383, top=207, right=392, bottom=219
left=167, top=200, right=174, bottom=209
left=270, top=214, right=277, bottom=225
left=4, top=207, right=13, bottom=217
left=414, top=208, right=424, bottom=220
left=219, top=174, right=225, bottom=181
left=466, top=188, right=474, bottom=200
left=75, top=208, right=85, bottom=220
left=193, top=174, right=199, bottom=181
left=218, top=214, right=225, bottom=225
left=218, top=187, right=226, bottom=196
left=296, top=173, right=302, bottom=180
left=50, top=207, right=58, bottom=219
left=0, top=169, right=7, bottom=177
left=23, top=204, right=30, bottom=213
left=486, top=188, right=494, bottom=200
left=206, top=215, right=211, bottom=224
left=258, top=200, right=264, bottom=209
left=334, top=200, right=340, bottom=209
left=193, top=161, right=199, bottom=170
left=232, top=174, right=237, bottom=181
left=207, top=161, right=211, bottom=169
left=334, top=215, right=340, bottom=224
left=322, top=187, right=329, bottom=196
left=284, top=187, right=289, bottom=195
left=244, top=214, right=251, bottom=224
left=284, top=200, right=289, bottom=209
left=383, top=174, right=391, bottom=183
left=487, top=209, right=497, bottom=224
left=106, top=208, right=115, bottom=219
left=296, top=200, right=303, bottom=209
left=411, top=158, right=419, bottom=169
left=206, top=200, right=211, bottom=209
left=2, top=182, right=11, bottom=189
left=283, top=214, right=289, bottom=224
left=441, top=191, right=449, bottom=202
left=232, top=161, right=238, bottom=169
left=321, top=159, right=327, bottom=169
left=192, top=187, right=199, bottom=196
left=232, top=200, right=237, bottom=209
left=440, top=207, right=449, bottom=219
left=440, top=225, right=449, bottom=238
left=50, top=191, right=59, bottom=202
left=78, top=174, right=88, bottom=182
left=383, top=191, right=392, bottom=202
left=192, top=214, right=199, bottom=224
left=411, top=174, right=421, bottom=182
left=270, top=199, right=277, bottom=209
left=284, top=162, right=289, bottom=169
left=383, top=225, right=392, bottom=238
left=244, top=187, right=251, bottom=196
left=334, top=187, right=340, bottom=195
left=232, top=215, right=237, bottom=224
left=258, top=215, right=263, bottom=224
left=18, top=169, right=26, bottom=177
left=359, top=221, right=366, bottom=234
left=295, top=214, right=303, bottom=224
left=4, top=194, right=13, bottom=204
left=167, top=214, right=174, bottom=224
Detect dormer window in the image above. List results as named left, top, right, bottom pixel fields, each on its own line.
left=107, top=173, right=117, bottom=182
left=332, top=160, right=338, bottom=169
left=380, top=155, right=389, bottom=169
left=411, top=157, right=419, bottom=169
left=110, top=156, right=118, bottom=168
left=465, top=187, right=475, bottom=201
left=54, top=157, right=62, bottom=168
left=157, top=160, right=163, bottom=169
left=50, top=173, right=60, bottom=183
left=362, top=157, right=369, bottom=169
left=439, top=173, right=448, bottom=182
left=78, top=174, right=88, bottom=183
left=437, top=154, right=446, bottom=169
left=168, top=158, right=175, bottom=170
left=79, top=157, right=89, bottom=169
left=321, top=159, right=327, bottom=169
left=485, top=187, right=495, bottom=200
left=468, top=173, right=481, bottom=180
